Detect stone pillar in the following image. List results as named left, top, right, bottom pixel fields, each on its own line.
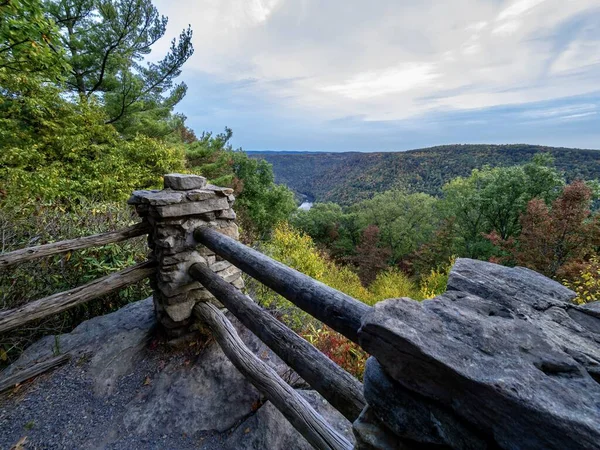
left=128, top=174, right=244, bottom=337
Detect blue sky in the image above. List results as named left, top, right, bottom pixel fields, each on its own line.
left=153, top=0, right=600, bottom=152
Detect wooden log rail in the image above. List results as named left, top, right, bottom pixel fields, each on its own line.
left=189, top=262, right=366, bottom=422
left=194, top=302, right=353, bottom=450
left=193, top=226, right=371, bottom=343
left=0, top=222, right=150, bottom=269
left=0, top=354, right=71, bottom=393
left=0, top=260, right=156, bottom=333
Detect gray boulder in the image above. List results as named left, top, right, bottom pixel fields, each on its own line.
left=358, top=258, right=600, bottom=450
left=362, top=357, right=488, bottom=449
left=164, top=174, right=207, bottom=191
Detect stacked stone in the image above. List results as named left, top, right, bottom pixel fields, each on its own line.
left=128, top=174, right=244, bottom=337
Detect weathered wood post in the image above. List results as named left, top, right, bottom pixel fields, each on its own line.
left=128, top=174, right=243, bottom=337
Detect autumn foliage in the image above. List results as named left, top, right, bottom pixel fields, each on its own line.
left=347, top=225, right=391, bottom=285
left=488, top=180, right=600, bottom=279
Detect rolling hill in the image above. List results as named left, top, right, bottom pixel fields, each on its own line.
left=249, top=144, right=600, bottom=205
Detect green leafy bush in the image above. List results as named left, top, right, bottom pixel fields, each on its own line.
left=419, top=258, right=454, bottom=299
left=0, top=97, right=185, bottom=207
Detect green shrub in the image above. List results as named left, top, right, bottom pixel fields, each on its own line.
left=419, top=259, right=453, bottom=299
left=0, top=97, right=185, bottom=207
left=368, top=269, right=421, bottom=304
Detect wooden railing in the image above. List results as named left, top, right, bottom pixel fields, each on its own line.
left=0, top=222, right=150, bottom=269
left=0, top=216, right=376, bottom=449
left=193, top=226, right=370, bottom=344
left=0, top=223, right=155, bottom=334
left=190, top=226, right=371, bottom=449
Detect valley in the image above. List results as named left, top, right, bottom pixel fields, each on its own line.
left=251, top=144, right=600, bottom=205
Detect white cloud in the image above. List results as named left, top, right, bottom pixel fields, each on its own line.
left=492, top=20, right=521, bottom=36
left=466, top=21, right=488, bottom=32
left=521, top=103, right=597, bottom=120
left=321, top=64, right=439, bottom=99
left=153, top=0, right=600, bottom=122
left=497, top=0, right=547, bottom=20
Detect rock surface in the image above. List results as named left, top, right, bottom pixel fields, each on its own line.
left=358, top=258, right=600, bottom=450
left=222, top=390, right=354, bottom=450
left=0, top=297, right=353, bottom=449
left=164, top=174, right=207, bottom=191
left=362, top=357, right=488, bottom=450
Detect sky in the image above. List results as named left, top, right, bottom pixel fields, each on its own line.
left=152, top=0, right=600, bottom=152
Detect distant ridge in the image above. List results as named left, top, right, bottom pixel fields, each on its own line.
left=250, top=144, right=600, bottom=205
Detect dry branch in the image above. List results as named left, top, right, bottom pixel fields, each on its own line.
left=0, top=354, right=70, bottom=393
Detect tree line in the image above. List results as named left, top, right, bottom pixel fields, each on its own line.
left=291, top=155, right=600, bottom=303
left=255, top=144, right=600, bottom=206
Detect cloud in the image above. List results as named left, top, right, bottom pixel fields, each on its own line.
left=519, top=103, right=598, bottom=123
left=321, top=64, right=440, bottom=100
left=152, top=0, right=600, bottom=150
left=497, top=0, right=547, bottom=20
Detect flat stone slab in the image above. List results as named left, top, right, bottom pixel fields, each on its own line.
left=128, top=189, right=185, bottom=206
left=164, top=174, right=207, bottom=191
left=154, top=198, right=229, bottom=218
left=359, top=258, right=600, bottom=450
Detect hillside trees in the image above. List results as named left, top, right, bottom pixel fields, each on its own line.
left=291, top=202, right=359, bottom=256
left=291, top=156, right=598, bottom=297
left=351, top=190, right=439, bottom=263
left=346, top=225, right=391, bottom=285
left=488, top=180, right=600, bottom=278
left=255, top=144, right=600, bottom=205
left=232, top=152, right=296, bottom=239
left=292, top=190, right=440, bottom=265
left=185, top=128, right=296, bottom=239
left=441, top=155, right=564, bottom=258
